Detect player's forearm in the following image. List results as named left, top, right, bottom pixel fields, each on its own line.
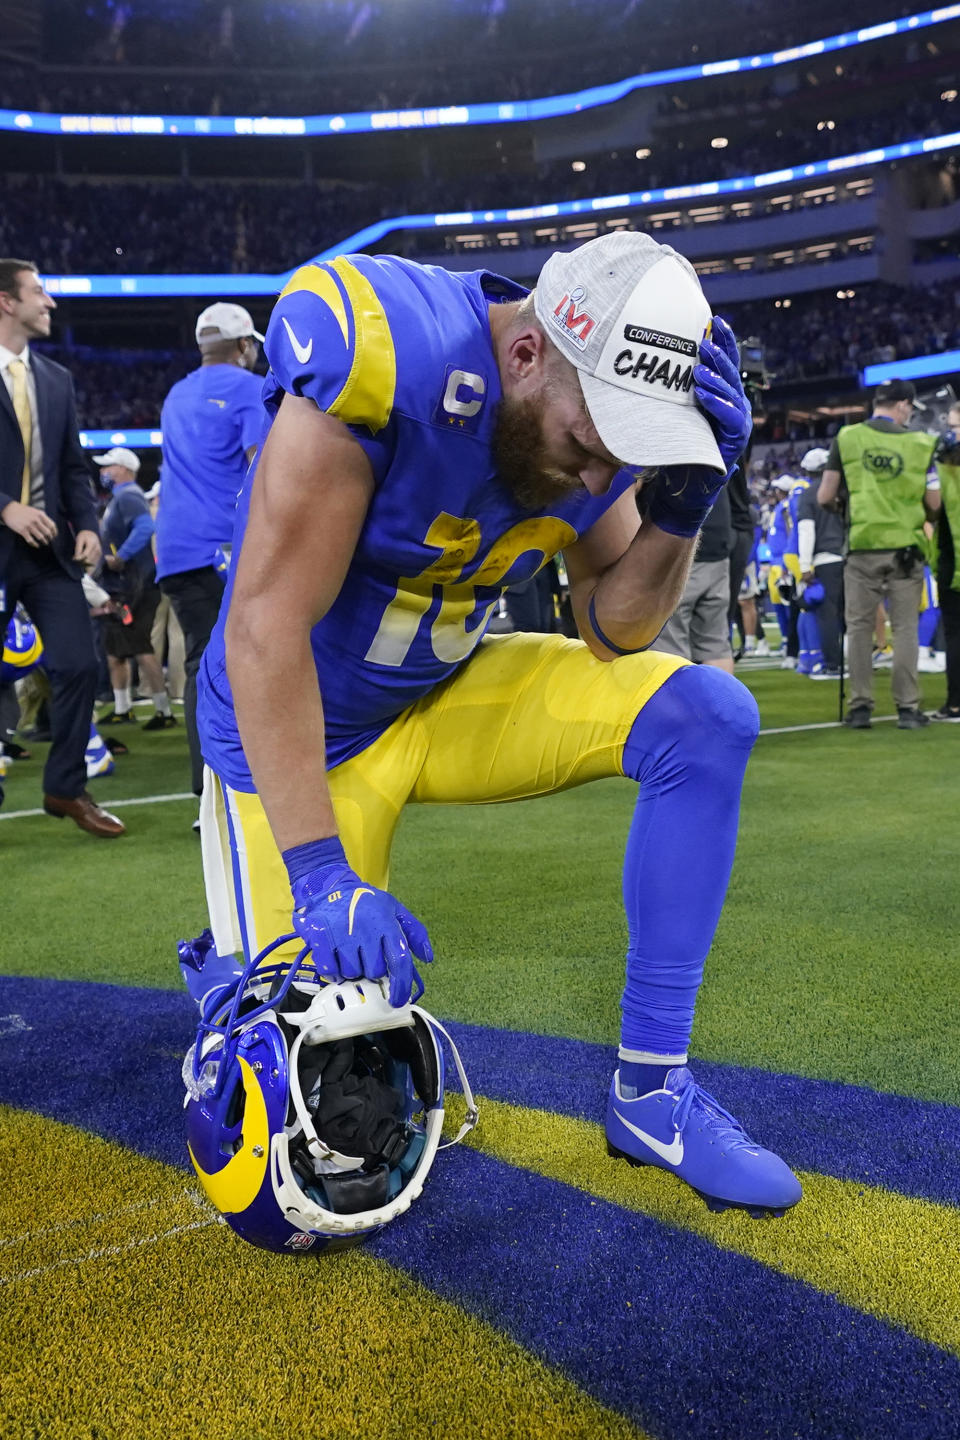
left=797, top=518, right=816, bottom=572
left=924, top=490, right=942, bottom=522
left=579, top=521, right=697, bottom=656
left=225, top=610, right=338, bottom=852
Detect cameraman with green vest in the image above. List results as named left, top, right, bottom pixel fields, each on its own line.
left=819, top=379, right=940, bottom=729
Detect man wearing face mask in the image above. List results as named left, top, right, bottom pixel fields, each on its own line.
left=156, top=303, right=264, bottom=801
left=0, top=256, right=123, bottom=837
left=94, top=446, right=174, bottom=732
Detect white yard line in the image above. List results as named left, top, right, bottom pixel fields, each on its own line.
left=0, top=791, right=194, bottom=821
left=760, top=715, right=900, bottom=735
left=0, top=711, right=916, bottom=821
left=0, top=1187, right=205, bottom=1248
left=0, top=1216, right=219, bottom=1286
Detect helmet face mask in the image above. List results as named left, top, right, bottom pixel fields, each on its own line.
left=182, top=939, right=476, bottom=1254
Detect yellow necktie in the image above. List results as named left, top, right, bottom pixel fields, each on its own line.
left=8, top=357, right=33, bottom=505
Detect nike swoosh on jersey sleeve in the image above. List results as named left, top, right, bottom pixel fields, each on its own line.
left=265, top=260, right=397, bottom=432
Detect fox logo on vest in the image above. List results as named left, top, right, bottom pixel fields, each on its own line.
left=863, top=448, right=904, bottom=478
left=549, top=287, right=596, bottom=351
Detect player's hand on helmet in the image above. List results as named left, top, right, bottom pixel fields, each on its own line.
left=646, top=317, right=752, bottom=539
left=285, top=838, right=432, bottom=1007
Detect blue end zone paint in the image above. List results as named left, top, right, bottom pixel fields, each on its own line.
left=2, top=975, right=960, bottom=1205
left=441, top=1018, right=960, bottom=1208
left=2, top=976, right=959, bottom=1440
left=373, top=1145, right=960, bottom=1440
left=0, top=977, right=191, bottom=1170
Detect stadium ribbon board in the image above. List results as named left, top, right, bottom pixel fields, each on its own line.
left=2, top=7, right=957, bottom=138
left=40, top=128, right=960, bottom=299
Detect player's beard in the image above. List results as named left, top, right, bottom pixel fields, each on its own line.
left=492, top=393, right=585, bottom=511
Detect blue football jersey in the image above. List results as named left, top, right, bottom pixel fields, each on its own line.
left=783, top=480, right=809, bottom=558
left=199, top=253, right=638, bottom=788
left=156, top=364, right=265, bottom=580
left=767, top=500, right=791, bottom=563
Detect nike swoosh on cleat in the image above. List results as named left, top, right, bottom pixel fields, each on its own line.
left=347, top=887, right=376, bottom=936
left=282, top=315, right=313, bottom=364
left=612, top=1110, right=684, bottom=1166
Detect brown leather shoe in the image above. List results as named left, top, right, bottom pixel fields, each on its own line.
left=43, top=790, right=126, bottom=837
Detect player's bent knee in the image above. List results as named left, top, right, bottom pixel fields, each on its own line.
left=622, top=662, right=759, bottom=784
left=666, top=663, right=760, bottom=751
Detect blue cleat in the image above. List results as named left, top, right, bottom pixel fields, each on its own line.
left=605, top=1067, right=802, bottom=1217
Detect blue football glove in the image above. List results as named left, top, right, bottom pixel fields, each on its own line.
left=647, top=315, right=753, bottom=539
left=285, top=838, right=432, bottom=1008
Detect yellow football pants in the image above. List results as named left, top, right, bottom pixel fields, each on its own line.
left=201, top=631, right=687, bottom=961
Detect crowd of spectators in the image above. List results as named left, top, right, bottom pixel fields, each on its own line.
left=10, top=0, right=921, bottom=120
left=3, top=84, right=956, bottom=278
left=31, top=276, right=960, bottom=435
left=64, top=346, right=193, bottom=429
left=2, top=21, right=952, bottom=128
left=725, top=280, right=960, bottom=384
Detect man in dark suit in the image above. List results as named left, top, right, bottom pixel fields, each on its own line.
left=0, top=257, right=125, bottom=836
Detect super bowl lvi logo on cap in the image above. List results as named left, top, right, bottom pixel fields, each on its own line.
left=534, top=232, right=724, bottom=473
left=548, top=285, right=597, bottom=351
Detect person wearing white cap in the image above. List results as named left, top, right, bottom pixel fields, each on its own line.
left=193, top=234, right=801, bottom=1216
left=796, top=446, right=845, bottom=677
left=155, top=300, right=264, bottom=800
left=94, top=446, right=175, bottom=732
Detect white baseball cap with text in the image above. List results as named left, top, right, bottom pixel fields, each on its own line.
left=195, top=301, right=265, bottom=345
left=534, top=231, right=723, bottom=472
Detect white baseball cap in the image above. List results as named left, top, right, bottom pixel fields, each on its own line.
left=93, top=446, right=141, bottom=473
left=195, top=301, right=265, bottom=345
left=533, top=231, right=723, bottom=473
left=801, top=447, right=830, bottom=472
left=772, top=474, right=796, bottom=492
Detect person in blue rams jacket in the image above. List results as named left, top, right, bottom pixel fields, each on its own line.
left=197, top=233, right=802, bottom=1217
left=156, top=301, right=264, bottom=798
left=93, top=446, right=176, bottom=730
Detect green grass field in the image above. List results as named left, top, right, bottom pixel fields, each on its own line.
left=2, top=665, right=959, bottom=1440
left=3, top=667, right=958, bottom=1100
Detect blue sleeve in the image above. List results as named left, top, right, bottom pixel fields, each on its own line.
left=788, top=492, right=801, bottom=530
left=117, top=510, right=155, bottom=561
left=235, top=376, right=266, bottom=454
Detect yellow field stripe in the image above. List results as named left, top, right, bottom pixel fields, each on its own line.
left=0, top=1107, right=650, bottom=1440
left=462, top=1096, right=960, bottom=1357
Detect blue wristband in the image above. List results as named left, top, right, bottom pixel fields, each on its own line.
left=588, top=594, right=654, bottom=656
left=646, top=462, right=729, bottom=539
left=282, top=835, right=347, bottom=886
left=646, top=492, right=712, bottom=539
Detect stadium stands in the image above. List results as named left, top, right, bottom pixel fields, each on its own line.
left=4, top=0, right=958, bottom=440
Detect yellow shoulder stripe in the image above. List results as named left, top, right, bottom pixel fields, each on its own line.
left=326, top=257, right=396, bottom=434
left=278, top=264, right=349, bottom=346
left=276, top=260, right=396, bottom=432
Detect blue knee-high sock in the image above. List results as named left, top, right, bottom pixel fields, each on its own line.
left=797, top=610, right=822, bottom=671
left=618, top=665, right=759, bottom=1094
